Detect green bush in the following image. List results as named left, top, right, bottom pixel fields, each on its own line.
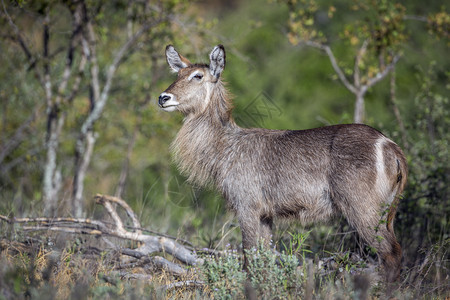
left=201, top=241, right=304, bottom=299
left=201, top=247, right=246, bottom=299
left=246, top=243, right=302, bottom=298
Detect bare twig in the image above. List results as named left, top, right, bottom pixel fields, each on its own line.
left=0, top=215, right=104, bottom=227
left=403, top=15, right=428, bottom=22
left=95, top=194, right=141, bottom=232
left=0, top=147, right=43, bottom=176
left=0, top=104, right=43, bottom=166
left=354, top=40, right=369, bottom=88
left=159, top=280, right=205, bottom=292
left=120, top=249, right=187, bottom=276
left=113, top=272, right=153, bottom=281
left=1, top=0, right=37, bottom=70
left=304, top=41, right=357, bottom=94
left=21, top=226, right=104, bottom=236
left=412, top=247, right=435, bottom=287
left=43, top=8, right=52, bottom=110
left=54, top=2, right=83, bottom=107
left=66, top=46, right=87, bottom=103
left=364, top=55, right=400, bottom=91
left=126, top=0, right=134, bottom=39
left=115, top=129, right=137, bottom=199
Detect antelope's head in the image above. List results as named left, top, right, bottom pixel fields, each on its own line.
left=158, top=45, right=226, bottom=116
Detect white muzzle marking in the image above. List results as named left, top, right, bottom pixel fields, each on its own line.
left=159, top=92, right=179, bottom=112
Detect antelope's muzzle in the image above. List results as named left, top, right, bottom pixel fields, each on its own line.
left=158, top=94, right=171, bottom=107
left=158, top=92, right=179, bottom=112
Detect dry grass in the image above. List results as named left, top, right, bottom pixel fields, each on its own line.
left=0, top=235, right=204, bottom=299
left=0, top=232, right=448, bottom=299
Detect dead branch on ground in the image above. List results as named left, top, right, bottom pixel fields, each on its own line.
left=0, top=194, right=203, bottom=277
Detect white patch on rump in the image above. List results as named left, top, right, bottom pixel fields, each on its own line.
left=375, top=138, right=396, bottom=204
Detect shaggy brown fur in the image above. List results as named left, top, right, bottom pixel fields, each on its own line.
left=158, top=45, right=407, bottom=282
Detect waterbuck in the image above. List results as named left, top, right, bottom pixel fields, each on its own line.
left=158, top=44, right=407, bottom=281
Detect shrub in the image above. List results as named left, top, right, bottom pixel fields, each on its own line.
left=201, top=242, right=304, bottom=299
left=201, top=248, right=246, bottom=299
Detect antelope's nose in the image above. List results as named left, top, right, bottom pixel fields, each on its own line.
left=158, top=94, right=171, bottom=107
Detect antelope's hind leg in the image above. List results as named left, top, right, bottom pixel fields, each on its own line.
left=259, top=215, right=274, bottom=246
left=341, top=200, right=402, bottom=282
left=366, top=213, right=401, bottom=282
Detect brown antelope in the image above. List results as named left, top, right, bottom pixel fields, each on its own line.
left=158, top=44, right=407, bottom=281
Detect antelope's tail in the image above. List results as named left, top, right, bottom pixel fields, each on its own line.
left=386, top=152, right=408, bottom=234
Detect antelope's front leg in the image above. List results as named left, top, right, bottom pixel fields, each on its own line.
left=238, top=212, right=273, bottom=270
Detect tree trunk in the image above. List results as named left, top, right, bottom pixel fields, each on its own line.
left=72, top=130, right=96, bottom=217
left=115, top=129, right=137, bottom=198
left=354, top=92, right=365, bottom=124
left=43, top=110, right=65, bottom=216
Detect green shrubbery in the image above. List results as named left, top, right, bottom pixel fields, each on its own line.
left=201, top=243, right=303, bottom=299
left=200, top=238, right=373, bottom=299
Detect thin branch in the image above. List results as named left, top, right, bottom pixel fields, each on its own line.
left=97, top=193, right=127, bottom=233
left=115, top=129, right=137, bottom=199
left=126, top=0, right=134, bottom=39
left=354, top=39, right=369, bottom=88
left=364, top=55, right=401, bottom=91
left=84, top=17, right=100, bottom=106
left=0, top=215, right=103, bottom=227
left=138, top=236, right=203, bottom=266
left=0, top=104, right=43, bottom=165
left=95, top=194, right=141, bottom=232
left=22, top=226, right=103, bottom=236
left=159, top=280, right=205, bottom=292
left=112, top=272, right=153, bottom=281
left=304, top=40, right=357, bottom=94
left=120, top=249, right=187, bottom=276
left=0, top=146, right=42, bottom=176
left=403, top=15, right=428, bottom=22
left=66, top=46, right=88, bottom=104
left=54, top=2, right=83, bottom=106
left=1, top=0, right=32, bottom=61
left=43, top=9, right=52, bottom=109
left=1, top=0, right=42, bottom=76
left=125, top=226, right=194, bottom=248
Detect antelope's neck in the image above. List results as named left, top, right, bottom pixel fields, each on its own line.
left=171, top=88, right=238, bottom=187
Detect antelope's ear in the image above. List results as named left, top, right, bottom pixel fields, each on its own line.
left=209, top=45, right=226, bottom=78
left=165, top=45, right=191, bottom=73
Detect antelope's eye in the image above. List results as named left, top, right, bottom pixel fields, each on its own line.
left=188, top=71, right=204, bottom=81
